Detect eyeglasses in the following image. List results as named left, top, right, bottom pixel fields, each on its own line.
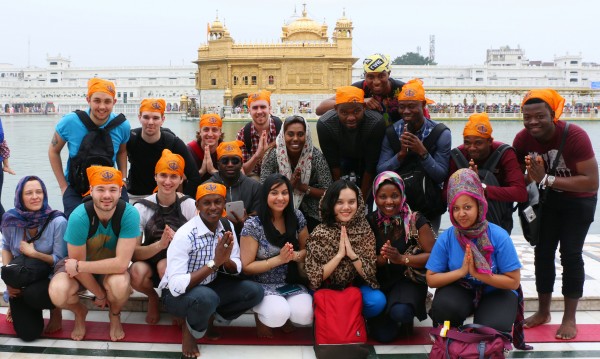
left=219, top=157, right=241, bottom=165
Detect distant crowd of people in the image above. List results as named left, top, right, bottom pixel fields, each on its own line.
left=0, top=53, right=597, bottom=358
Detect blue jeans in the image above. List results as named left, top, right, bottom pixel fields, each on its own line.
left=162, top=275, right=264, bottom=338
left=63, top=184, right=129, bottom=218
left=359, top=285, right=386, bottom=319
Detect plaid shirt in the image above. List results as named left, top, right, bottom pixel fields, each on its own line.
left=235, top=118, right=278, bottom=175
left=159, top=215, right=241, bottom=297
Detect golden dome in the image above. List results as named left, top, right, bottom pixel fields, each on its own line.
left=286, top=5, right=325, bottom=34
left=181, top=95, right=188, bottom=100
left=211, top=18, right=224, bottom=31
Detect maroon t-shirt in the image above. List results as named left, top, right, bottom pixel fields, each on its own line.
left=513, top=120, right=596, bottom=198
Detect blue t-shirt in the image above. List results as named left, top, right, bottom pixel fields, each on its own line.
left=426, top=222, right=521, bottom=294
left=64, top=202, right=140, bottom=261
left=55, top=109, right=131, bottom=180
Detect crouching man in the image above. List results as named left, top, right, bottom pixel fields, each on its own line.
left=49, top=166, right=140, bottom=341
left=159, top=182, right=264, bottom=358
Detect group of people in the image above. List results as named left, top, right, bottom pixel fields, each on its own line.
left=0, top=52, right=597, bottom=358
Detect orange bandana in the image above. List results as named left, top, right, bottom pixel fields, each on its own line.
left=199, top=113, right=223, bottom=129
left=86, top=166, right=124, bottom=188
left=247, top=90, right=271, bottom=107
left=87, top=78, right=116, bottom=98
left=335, top=86, right=365, bottom=104
left=155, top=149, right=184, bottom=176
left=139, top=98, right=166, bottom=115
left=196, top=182, right=227, bottom=201
left=521, top=89, right=565, bottom=122
left=216, top=140, right=244, bottom=160
left=397, top=78, right=434, bottom=104
left=463, top=113, right=493, bottom=139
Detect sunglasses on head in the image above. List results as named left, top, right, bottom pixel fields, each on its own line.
left=219, top=157, right=241, bottom=165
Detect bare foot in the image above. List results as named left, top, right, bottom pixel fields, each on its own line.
left=205, top=316, right=221, bottom=340
left=44, top=308, right=62, bottom=333
left=281, top=320, right=296, bottom=334
left=523, top=311, right=551, bottom=329
left=145, top=296, right=160, bottom=324
left=5, top=308, right=12, bottom=323
left=71, top=304, right=88, bottom=341
left=109, top=311, right=125, bottom=341
left=182, top=323, right=200, bottom=358
left=172, top=316, right=185, bottom=327
left=556, top=319, right=577, bottom=340
left=254, top=314, right=274, bottom=338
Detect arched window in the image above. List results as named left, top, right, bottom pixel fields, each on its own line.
left=268, top=75, right=275, bottom=85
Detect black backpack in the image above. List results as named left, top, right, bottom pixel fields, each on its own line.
left=82, top=196, right=127, bottom=239
left=68, top=111, right=127, bottom=195
left=450, top=144, right=515, bottom=232
left=242, top=116, right=282, bottom=154
left=134, top=195, right=192, bottom=264
left=387, top=123, right=449, bottom=219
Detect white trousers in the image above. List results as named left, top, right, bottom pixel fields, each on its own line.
left=253, top=293, right=313, bottom=328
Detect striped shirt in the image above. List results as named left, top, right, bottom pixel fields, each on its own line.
left=159, top=215, right=241, bottom=297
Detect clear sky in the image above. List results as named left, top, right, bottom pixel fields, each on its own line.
left=1, top=0, right=596, bottom=68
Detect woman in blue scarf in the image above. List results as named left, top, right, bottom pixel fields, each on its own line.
left=1, top=176, right=67, bottom=341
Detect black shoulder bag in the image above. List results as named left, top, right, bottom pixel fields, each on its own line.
left=518, top=123, right=570, bottom=246
left=1, top=215, right=55, bottom=288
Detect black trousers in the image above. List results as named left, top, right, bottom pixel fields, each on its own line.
left=536, top=192, right=597, bottom=298
left=429, top=282, right=517, bottom=333
left=9, top=278, right=55, bottom=341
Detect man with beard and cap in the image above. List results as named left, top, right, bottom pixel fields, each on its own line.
left=513, top=89, right=598, bottom=340
left=377, top=79, right=451, bottom=234
left=235, top=90, right=282, bottom=179
left=316, top=86, right=385, bottom=200
left=207, top=140, right=261, bottom=237
left=316, top=53, right=406, bottom=126
left=444, top=113, right=527, bottom=233
left=159, top=182, right=264, bottom=358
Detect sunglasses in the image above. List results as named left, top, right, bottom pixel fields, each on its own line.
left=219, top=157, right=241, bottom=165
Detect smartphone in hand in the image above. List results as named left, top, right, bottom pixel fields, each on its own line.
left=225, top=201, right=245, bottom=221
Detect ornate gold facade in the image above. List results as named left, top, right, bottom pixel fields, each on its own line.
left=194, top=6, right=357, bottom=107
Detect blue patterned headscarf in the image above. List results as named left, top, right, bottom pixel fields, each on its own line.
left=1, top=176, right=64, bottom=230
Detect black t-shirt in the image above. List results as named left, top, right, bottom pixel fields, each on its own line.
left=352, top=78, right=405, bottom=125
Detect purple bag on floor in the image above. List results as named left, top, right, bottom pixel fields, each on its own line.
left=429, top=323, right=512, bottom=359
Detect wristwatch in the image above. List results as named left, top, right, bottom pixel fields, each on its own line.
left=206, top=260, right=218, bottom=272
left=547, top=175, right=556, bottom=188
left=420, top=152, right=430, bottom=161
left=404, top=256, right=410, bottom=264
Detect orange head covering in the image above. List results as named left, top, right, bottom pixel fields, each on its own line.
left=85, top=166, right=124, bottom=196
left=216, top=140, right=244, bottom=160
left=521, top=89, right=565, bottom=122
left=155, top=149, right=184, bottom=176
left=195, top=183, right=227, bottom=217
left=139, top=98, right=166, bottom=115
left=199, top=113, right=223, bottom=129
left=463, top=113, right=493, bottom=139
left=247, top=90, right=271, bottom=107
left=87, top=78, right=116, bottom=98
left=397, top=78, right=434, bottom=104
left=335, top=86, right=365, bottom=105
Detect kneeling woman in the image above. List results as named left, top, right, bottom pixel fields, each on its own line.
left=1, top=176, right=66, bottom=341
left=306, top=179, right=385, bottom=320
left=367, top=171, right=435, bottom=342
left=426, top=169, right=521, bottom=332
left=240, top=174, right=313, bottom=337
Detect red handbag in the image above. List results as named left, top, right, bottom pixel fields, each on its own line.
left=313, top=286, right=368, bottom=359
left=429, top=324, right=513, bottom=359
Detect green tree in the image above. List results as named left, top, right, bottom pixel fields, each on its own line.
left=392, top=52, right=437, bottom=65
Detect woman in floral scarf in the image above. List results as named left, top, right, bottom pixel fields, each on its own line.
left=366, top=171, right=435, bottom=342
left=305, top=179, right=385, bottom=319
left=260, top=115, right=332, bottom=231
left=426, top=169, right=521, bottom=333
